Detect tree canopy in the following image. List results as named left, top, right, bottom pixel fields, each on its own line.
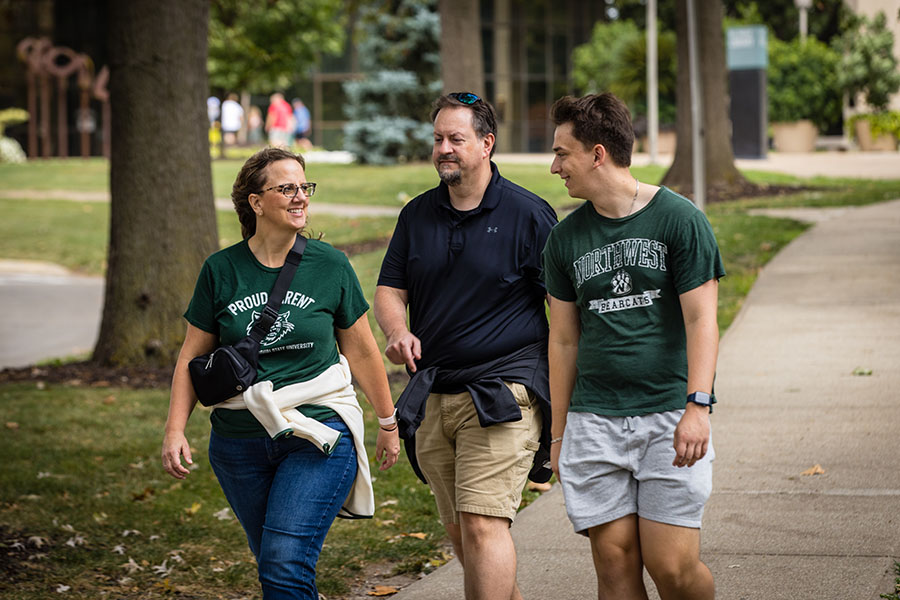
left=208, top=0, right=346, bottom=93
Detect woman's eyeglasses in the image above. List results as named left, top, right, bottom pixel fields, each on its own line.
left=259, top=182, right=316, bottom=200
left=449, top=92, right=480, bottom=105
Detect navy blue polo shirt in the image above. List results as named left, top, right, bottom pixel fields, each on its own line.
left=378, top=162, right=558, bottom=370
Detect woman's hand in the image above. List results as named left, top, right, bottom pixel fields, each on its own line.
left=162, top=324, right=216, bottom=479
left=375, top=427, right=401, bottom=471
left=162, top=430, right=193, bottom=479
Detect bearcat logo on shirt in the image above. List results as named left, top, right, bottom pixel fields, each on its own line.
left=247, top=310, right=295, bottom=346
left=611, top=269, right=632, bottom=296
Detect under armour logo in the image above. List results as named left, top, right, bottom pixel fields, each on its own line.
left=486, top=226, right=498, bottom=233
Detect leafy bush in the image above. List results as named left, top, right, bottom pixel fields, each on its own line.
left=342, top=0, right=441, bottom=164
left=833, top=11, right=900, bottom=112
left=572, top=21, right=677, bottom=126
left=0, top=108, right=29, bottom=164
left=767, top=37, right=841, bottom=130
left=0, top=137, right=26, bottom=164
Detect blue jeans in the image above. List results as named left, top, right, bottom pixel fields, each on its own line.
left=208, top=417, right=357, bottom=600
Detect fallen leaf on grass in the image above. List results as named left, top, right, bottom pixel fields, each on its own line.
left=184, top=502, right=202, bottom=515
left=367, top=585, right=400, bottom=596
left=213, top=508, right=233, bottom=521
left=121, top=557, right=143, bottom=573
left=801, top=464, right=826, bottom=476
left=55, top=584, right=70, bottom=593
left=152, top=559, right=173, bottom=577
left=5, top=422, right=18, bottom=430
left=389, top=532, right=428, bottom=542
left=131, top=487, right=155, bottom=502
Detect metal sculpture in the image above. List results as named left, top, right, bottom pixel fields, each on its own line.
left=15, top=37, right=110, bottom=158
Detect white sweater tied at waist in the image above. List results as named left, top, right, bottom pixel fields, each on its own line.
left=217, top=355, right=374, bottom=519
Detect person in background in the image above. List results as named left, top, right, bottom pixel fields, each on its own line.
left=292, top=98, right=313, bottom=150
left=162, top=147, right=400, bottom=599
left=265, top=93, right=294, bottom=148
left=543, top=93, right=724, bottom=600
left=221, top=93, right=244, bottom=147
left=247, top=105, right=264, bottom=145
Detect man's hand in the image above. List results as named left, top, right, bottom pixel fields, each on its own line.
left=673, top=403, right=710, bottom=467
left=384, top=330, right=422, bottom=373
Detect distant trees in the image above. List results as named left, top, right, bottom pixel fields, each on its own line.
left=207, top=0, right=345, bottom=93
left=342, top=0, right=441, bottom=164
left=572, top=20, right=678, bottom=127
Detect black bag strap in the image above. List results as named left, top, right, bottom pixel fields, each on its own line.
left=247, top=235, right=308, bottom=343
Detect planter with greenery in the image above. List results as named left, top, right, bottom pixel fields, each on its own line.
left=767, top=36, right=841, bottom=152
left=834, top=11, right=900, bottom=151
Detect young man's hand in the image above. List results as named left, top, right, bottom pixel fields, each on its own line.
left=673, top=404, right=710, bottom=467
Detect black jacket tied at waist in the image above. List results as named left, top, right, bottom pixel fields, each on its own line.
left=395, top=340, right=552, bottom=485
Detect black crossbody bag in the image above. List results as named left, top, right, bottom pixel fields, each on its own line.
left=189, top=235, right=307, bottom=407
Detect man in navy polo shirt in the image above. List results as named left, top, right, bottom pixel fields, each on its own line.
left=374, top=92, right=557, bottom=600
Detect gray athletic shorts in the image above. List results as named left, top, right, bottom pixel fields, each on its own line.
left=559, top=409, right=713, bottom=535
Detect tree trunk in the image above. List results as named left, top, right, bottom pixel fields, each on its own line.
left=94, top=0, right=218, bottom=367
left=661, top=0, right=746, bottom=197
left=438, top=0, right=484, bottom=94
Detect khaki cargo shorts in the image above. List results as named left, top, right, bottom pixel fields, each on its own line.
left=415, top=382, right=542, bottom=525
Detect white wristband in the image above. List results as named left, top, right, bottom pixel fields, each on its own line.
left=378, top=409, right=398, bottom=427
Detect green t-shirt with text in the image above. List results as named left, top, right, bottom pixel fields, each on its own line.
left=542, top=186, right=725, bottom=416
left=185, top=238, right=369, bottom=437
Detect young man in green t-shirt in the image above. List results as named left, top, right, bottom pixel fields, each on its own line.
left=542, top=93, right=725, bottom=599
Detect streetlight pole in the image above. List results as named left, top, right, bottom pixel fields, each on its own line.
left=795, top=0, right=812, bottom=42
left=646, top=0, right=659, bottom=164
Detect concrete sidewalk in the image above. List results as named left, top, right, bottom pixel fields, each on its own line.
left=395, top=199, right=900, bottom=600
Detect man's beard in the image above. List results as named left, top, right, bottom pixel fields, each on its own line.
left=439, top=168, right=462, bottom=186
left=437, top=154, right=462, bottom=186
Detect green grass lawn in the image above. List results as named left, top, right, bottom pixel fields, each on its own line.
left=2, top=157, right=900, bottom=598
left=0, top=380, right=447, bottom=600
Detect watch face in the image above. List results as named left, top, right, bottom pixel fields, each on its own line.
left=690, top=392, right=711, bottom=405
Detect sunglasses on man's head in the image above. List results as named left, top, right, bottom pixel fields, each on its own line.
left=449, top=92, right=480, bottom=105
